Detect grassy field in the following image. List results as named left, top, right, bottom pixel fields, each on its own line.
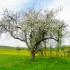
left=0, top=47, right=70, bottom=70
left=0, top=47, right=30, bottom=56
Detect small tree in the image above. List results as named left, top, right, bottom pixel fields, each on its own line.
left=16, top=47, right=21, bottom=56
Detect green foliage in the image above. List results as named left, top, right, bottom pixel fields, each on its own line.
left=60, top=45, right=70, bottom=50
left=16, top=47, right=21, bottom=51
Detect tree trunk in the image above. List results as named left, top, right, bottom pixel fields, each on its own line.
left=31, top=52, right=35, bottom=61
left=56, top=42, right=60, bottom=57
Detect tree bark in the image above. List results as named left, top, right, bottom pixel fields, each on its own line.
left=31, top=52, right=35, bottom=61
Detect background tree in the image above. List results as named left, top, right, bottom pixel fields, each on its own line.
left=16, top=47, right=21, bottom=56
left=53, top=21, right=66, bottom=56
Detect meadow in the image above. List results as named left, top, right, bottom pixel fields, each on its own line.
left=0, top=47, right=70, bottom=70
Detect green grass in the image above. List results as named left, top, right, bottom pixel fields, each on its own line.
left=0, top=47, right=70, bottom=70
left=0, top=54, right=70, bottom=70
left=0, top=48, right=30, bottom=56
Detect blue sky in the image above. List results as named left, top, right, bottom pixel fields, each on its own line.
left=0, top=0, right=55, bottom=11
left=0, top=0, right=70, bottom=47
left=6, top=0, right=53, bottom=11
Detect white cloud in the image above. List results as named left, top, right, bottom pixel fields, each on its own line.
left=0, top=0, right=31, bottom=13
left=0, top=0, right=29, bottom=8
left=43, top=0, right=70, bottom=23
left=0, top=33, right=27, bottom=47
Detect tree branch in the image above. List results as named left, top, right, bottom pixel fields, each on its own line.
left=0, top=24, right=26, bottom=42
